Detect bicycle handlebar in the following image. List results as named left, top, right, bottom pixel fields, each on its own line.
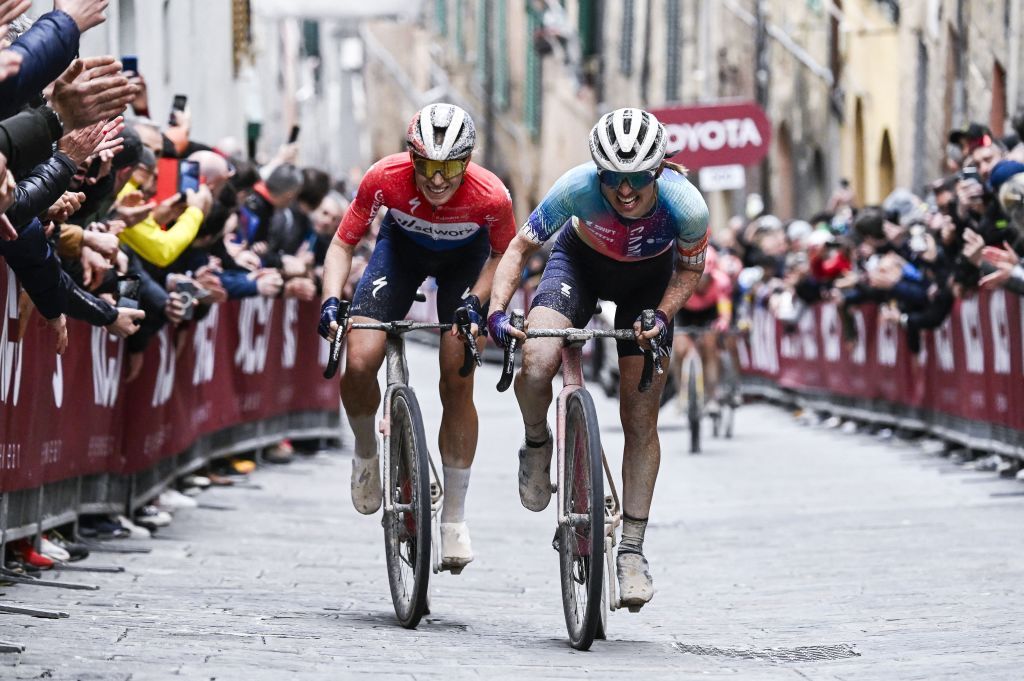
left=323, top=300, right=350, bottom=379
left=497, top=308, right=664, bottom=393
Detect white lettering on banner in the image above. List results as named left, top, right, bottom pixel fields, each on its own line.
left=282, top=299, right=298, bottom=369
left=988, top=290, right=1011, bottom=375
left=780, top=329, right=799, bottom=359
left=934, top=316, right=955, bottom=371
left=959, top=297, right=985, bottom=374
left=52, top=354, right=63, bottom=408
left=751, top=307, right=778, bottom=373
left=235, top=297, right=274, bottom=375
left=697, top=165, right=746, bottom=192
left=799, top=311, right=818, bottom=360
left=152, top=329, right=176, bottom=407
left=0, top=267, right=23, bottom=405
left=851, top=310, right=866, bottom=364
left=665, top=118, right=763, bottom=155
left=90, top=327, right=122, bottom=407
left=192, top=304, right=219, bottom=386
left=877, top=318, right=898, bottom=367
left=820, top=303, right=841, bottom=362
left=41, top=439, right=61, bottom=466
left=0, top=443, right=22, bottom=470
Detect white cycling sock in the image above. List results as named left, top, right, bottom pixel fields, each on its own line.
left=619, top=515, right=648, bottom=555
left=348, top=414, right=378, bottom=460
left=440, top=465, right=471, bottom=523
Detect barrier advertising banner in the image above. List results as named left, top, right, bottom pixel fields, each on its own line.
left=0, top=266, right=339, bottom=492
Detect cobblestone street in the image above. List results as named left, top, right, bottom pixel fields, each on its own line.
left=4, top=342, right=1024, bottom=680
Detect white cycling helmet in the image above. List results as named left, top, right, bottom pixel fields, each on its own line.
left=589, top=108, right=667, bottom=173
left=406, top=103, right=476, bottom=160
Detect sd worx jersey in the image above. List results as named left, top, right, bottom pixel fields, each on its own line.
left=522, top=163, right=709, bottom=264
left=336, top=153, right=516, bottom=254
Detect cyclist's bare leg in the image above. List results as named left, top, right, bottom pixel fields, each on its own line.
left=699, top=330, right=720, bottom=406
left=513, top=306, right=570, bottom=511
left=616, top=354, right=668, bottom=606
left=339, top=319, right=387, bottom=514
left=616, top=356, right=668, bottom=520
left=339, top=321, right=387, bottom=456
left=437, top=331, right=480, bottom=566
left=514, top=306, right=571, bottom=440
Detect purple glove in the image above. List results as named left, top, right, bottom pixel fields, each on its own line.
left=488, top=309, right=516, bottom=349
left=636, top=309, right=671, bottom=352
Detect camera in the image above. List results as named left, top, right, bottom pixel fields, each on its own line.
left=908, top=224, right=928, bottom=253
left=174, top=280, right=198, bottom=321
left=959, top=165, right=981, bottom=184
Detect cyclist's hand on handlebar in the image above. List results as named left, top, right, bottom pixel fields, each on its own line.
left=451, top=294, right=484, bottom=339
left=712, top=316, right=730, bottom=334
left=318, top=297, right=340, bottom=341
left=633, top=309, right=670, bottom=350
left=488, top=309, right=526, bottom=349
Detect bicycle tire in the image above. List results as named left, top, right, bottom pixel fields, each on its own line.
left=383, top=386, right=432, bottom=629
left=687, top=361, right=701, bottom=454
left=558, top=389, right=605, bottom=651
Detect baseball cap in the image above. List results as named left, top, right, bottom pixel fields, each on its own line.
left=948, top=122, right=992, bottom=153
left=988, top=159, right=1024, bottom=192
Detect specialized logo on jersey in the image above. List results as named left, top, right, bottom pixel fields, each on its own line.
left=408, top=196, right=422, bottom=212
left=372, top=276, right=388, bottom=298
left=388, top=210, right=479, bottom=242
left=561, top=283, right=572, bottom=297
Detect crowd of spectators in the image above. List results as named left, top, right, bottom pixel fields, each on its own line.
left=722, top=117, right=1024, bottom=353
left=0, top=0, right=361, bottom=561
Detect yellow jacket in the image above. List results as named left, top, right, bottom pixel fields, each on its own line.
left=119, top=206, right=205, bottom=268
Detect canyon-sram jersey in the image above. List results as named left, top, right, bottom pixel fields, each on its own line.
left=522, top=163, right=709, bottom=263
left=336, top=153, right=516, bottom=253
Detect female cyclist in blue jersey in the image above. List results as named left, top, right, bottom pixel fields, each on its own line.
left=487, top=108, right=710, bottom=610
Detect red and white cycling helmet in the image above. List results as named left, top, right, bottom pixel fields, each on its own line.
left=406, top=103, right=477, bottom=160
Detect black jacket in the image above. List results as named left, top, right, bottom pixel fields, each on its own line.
left=5, top=152, right=76, bottom=229
left=0, top=107, right=63, bottom=177
left=0, top=219, right=71, bottom=319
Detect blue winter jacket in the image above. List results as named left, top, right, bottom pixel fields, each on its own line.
left=0, top=11, right=80, bottom=118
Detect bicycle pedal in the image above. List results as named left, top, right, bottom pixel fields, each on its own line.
left=626, top=604, right=645, bottom=614
left=604, top=495, right=614, bottom=513
left=429, top=482, right=442, bottom=503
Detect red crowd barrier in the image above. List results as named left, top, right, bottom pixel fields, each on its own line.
left=0, top=266, right=340, bottom=494
left=739, top=291, right=1024, bottom=454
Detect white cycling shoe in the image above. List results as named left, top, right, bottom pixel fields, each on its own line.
left=617, top=551, right=655, bottom=611
left=518, top=429, right=554, bottom=512
left=439, top=521, right=474, bottom=573
left=351, top=456, right=382, bottom=515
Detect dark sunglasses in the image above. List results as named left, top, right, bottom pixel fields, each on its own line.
left=597, top=168, right=659, bottom=190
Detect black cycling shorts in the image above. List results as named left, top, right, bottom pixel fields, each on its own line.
left=530, top=228, right=674, bottom=357
left=675, top=305, right=719, bottom=330
left=351, top=223, right=489, bottom=324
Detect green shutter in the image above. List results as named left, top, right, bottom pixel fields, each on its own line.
left=579, top=0, right=597, bottom=58
left=435, top=0, right=447, bottom=37
left=495, top=0, right=509, bottom=110
left=525, top=3, right=543, bottom=139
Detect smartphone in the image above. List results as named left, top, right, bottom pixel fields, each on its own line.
left=85, top=156, right=103, bottom=179
left=175, top=280, right=198, bottom=321
left=121, top=55, right=138, bottom=75
left=960, top=165, right=981, bottom=184
left=116, top=274, right=141, bottom=315
left=178, top=160, right=201, bottom=195
left=169, top=94, right=188, bottom=126
left=288, top=125, right=300, bottom=144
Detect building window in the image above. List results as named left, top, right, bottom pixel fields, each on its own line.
left=665, top=0, right=681, bottom=101
left=620, top=0, right=634, bottom=76
left=476, top=0, right=487, bottom=83
left=455, top=0, right=465, bottom=59
left=435, top=0, right=448, bottom=37
left=526, top=4, right=543, bottom=139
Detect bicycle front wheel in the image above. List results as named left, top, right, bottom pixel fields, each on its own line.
left=383, top=386, right=432, bottom=629
left=687, top=361, right=701, bottom=454
left=558, top=389, right=605, bottom=651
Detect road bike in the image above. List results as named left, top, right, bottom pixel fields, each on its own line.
left=498, top=309, right=663, bottom=650
left=671, top=326, right=742, bottom=454
left=324, top=303, right=481, bottom=629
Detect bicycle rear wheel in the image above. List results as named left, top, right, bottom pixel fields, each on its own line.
left=687, top=360, right=701, bottom=454
left=383, top=386, right=431, bottom=629
left=558, top=389, right=605, bottom=651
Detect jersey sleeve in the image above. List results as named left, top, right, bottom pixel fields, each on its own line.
left=520, top=168, right=583, bottom=244
left=486, top=185, right=517, bottom=254
left=671, top=179, right=711, bottom=266
left=336, top=162, right=386, bottom=245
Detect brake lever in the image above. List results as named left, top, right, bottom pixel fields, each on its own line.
left=454, top=306, right=482, bottom=378
left=323, top=300, right=351, bottom=379
left=638, top=308, right=657, bottom=393
left=496, top=309, right=524, bottom=393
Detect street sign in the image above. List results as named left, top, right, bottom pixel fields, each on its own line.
left=698, top=164, right=746, bottom=192
left=651, top=101, right=772, bottom=170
